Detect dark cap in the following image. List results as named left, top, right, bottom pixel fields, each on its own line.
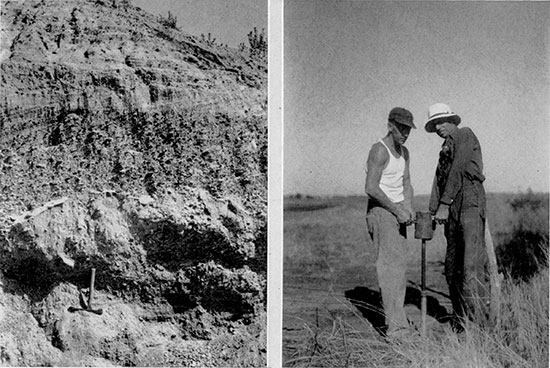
left=388, top=107, right=416, bottom=129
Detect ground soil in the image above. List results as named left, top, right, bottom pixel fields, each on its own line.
left=282, top=194, right=513, bottom=364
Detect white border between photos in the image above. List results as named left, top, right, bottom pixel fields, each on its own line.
left=267, top=0, right=283, bottom=367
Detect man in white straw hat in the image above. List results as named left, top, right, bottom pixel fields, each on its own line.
left=364, top=107, right=415, bottom=338
left=425, top=103, right=490, bottom=331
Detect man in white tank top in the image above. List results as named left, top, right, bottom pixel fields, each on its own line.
left=364, top=107, right=415, bottom=339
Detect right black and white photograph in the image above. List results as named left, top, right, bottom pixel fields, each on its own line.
left=282, top=1, right=549, bottom=367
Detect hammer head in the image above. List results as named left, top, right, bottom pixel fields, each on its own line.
left=68, top=306, right=104, bottom=315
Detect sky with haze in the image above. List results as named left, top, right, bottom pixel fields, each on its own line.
left=133, top=0, right=267, bottom=48
left=284, top=1, right=549, bottom=196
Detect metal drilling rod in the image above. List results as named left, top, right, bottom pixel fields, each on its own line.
left=421, top=239, right=427, bottom=337
left=414, top=212, right=434, bottom=338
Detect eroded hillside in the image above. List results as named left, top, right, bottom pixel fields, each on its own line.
left=0, top=0, right=267, bottom=366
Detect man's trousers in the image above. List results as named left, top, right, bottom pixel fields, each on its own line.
left=445, top=206, right=490, bottom=322
left=366, top=204, right=409, bottom=335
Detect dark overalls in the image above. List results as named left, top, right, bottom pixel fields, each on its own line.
left=429, top=127, right=490, bottom=322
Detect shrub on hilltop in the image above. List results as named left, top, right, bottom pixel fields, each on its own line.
left=158, top=11, right=178, bottom=29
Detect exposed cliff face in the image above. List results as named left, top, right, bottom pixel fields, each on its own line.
left=0, top=0, right=267, bottom=366
left=0, top=0, right=266, bottom=122
left=1, top=191, right=266, bottom=366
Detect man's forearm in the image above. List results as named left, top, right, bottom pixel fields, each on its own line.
left=403, top=183, right=413, bottom=213
left=429, top=173, right=440, bottom=214
left=366, top=186, right=401, bottom=217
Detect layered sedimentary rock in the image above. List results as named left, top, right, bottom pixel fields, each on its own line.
left=0, top=0, right=266, bottom=366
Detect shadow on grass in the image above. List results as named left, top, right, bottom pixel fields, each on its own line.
left=345, top=285, right=452, bottom=336
left=283, top=202, right=339, bottom=212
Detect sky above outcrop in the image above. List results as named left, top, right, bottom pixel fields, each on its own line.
left=133, top=0, right=267, bottom=48
left=284, top=1, right=549, bottom=196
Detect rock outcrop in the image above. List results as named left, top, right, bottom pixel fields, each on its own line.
left=0, top=0, right=266, bottom=366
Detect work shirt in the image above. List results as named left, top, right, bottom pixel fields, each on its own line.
left=429, top=127, right=486, bottom=217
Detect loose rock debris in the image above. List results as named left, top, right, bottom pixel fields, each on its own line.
left=0, top=0, right=267, bottom=365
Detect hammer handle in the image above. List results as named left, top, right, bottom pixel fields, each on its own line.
left=88, top=268, right=96, bottom=309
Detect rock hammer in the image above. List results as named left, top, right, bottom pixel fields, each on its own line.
left=68, top=268, right=104, bottom=315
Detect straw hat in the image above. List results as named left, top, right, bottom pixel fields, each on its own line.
left=425, top=103, right=461, bottom=133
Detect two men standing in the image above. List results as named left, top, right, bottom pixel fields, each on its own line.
left=365, top=103, right=491, bottom=337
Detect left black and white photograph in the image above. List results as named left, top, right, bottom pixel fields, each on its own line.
left=0, top=0, right=267, bottom=366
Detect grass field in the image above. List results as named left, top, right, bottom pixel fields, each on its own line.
left=283, top=192, right=548, bottom=367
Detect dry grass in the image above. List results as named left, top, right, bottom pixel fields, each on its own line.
left=284, top=192, right=549, bottom=368
left=285, top=265, right=548, bottom=367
